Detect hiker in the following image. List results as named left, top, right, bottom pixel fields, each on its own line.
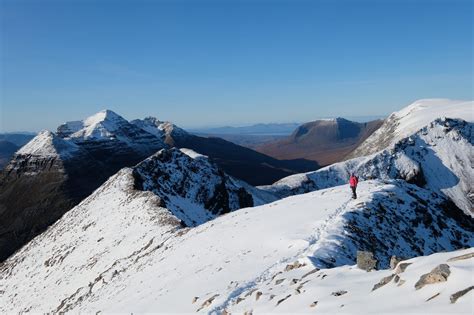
left=349, top=173, right=359, bottom=199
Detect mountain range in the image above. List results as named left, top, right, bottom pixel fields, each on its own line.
left=0, top=99, right=473, bottom=313
left=0, top=110, right=314, bottom=261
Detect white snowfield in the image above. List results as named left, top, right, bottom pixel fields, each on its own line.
left=350, top=98, right=473, bottom=157
left=0, top=177, right=472, bottom=313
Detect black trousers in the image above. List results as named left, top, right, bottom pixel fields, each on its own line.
left=351, top=186, right=357, bottom=199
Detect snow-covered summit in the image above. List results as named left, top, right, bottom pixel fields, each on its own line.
left=349, top=98, right=473, bottom=158
left=16, top=130, right=80, bottom=159
left=57, top=109, right=127, bottom=140
left=57, top=110, right=166, bottom=154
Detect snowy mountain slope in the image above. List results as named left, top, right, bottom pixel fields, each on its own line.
left=0, top=131, right=107, bottom=261
left=16, top=130, right=81, bottom=159
left=131, top=117, right=188, bottom=143
left=221, top=249, right=474, bottom=314
left=1, top=179, right=472, bottom=313
left=261, top=118, right=473, bottom=215
left=133, top=148, right=277, bottom=226
left=348, top=99, right=473, bottom=158
left=0, top=168, right=183, bottom=313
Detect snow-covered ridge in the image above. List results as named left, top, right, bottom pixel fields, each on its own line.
left=16, top=130, right=80, bottom=159
left=262, top=118, right=473, bottom=215
left=349, top=98, right=473, bottom=158
left=131, top=117, right=189, bottom=140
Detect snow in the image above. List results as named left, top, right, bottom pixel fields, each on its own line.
left=65, top=109, right=130, bottom=141
left=1, top=102, right=473, bottom=314
left=350, top=98, right=473, bottom=157
left=180, top=148, right=208, bottom=159
left=133, top=148, right=276, bottom=226
left=16, top=130, right=80, bottom=159
left=130, top=117, right=166, bottom=139
left=1, top=177, right=472, bottom=313
left=56, top=110, right=166, bottom=154
left=131, top=117, right=189, bottom=140
left=225, top=249, right=474, bottom=314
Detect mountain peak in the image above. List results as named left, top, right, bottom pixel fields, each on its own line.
left=17, top=130, right=80, bottom=159
left=57, top=110, right=129, bottom=141
left=84, top=109, right=124, bottom=126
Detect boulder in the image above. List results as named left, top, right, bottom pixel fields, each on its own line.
left=357, top=251, right=377, bottom=271
left=415, top=264, right=451, bottom=290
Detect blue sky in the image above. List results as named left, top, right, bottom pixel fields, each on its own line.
left=1, top=0, right=472, bottom=132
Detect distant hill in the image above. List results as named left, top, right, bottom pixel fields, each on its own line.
left=255, top=118, right=383, bottom=166
left=0, top=133, right=35, bottom=147
left=0, top=141, right=19, bottom=169
left=189, top=123, right=299, bottom=135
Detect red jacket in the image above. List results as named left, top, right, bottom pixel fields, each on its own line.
left=349, top=175, right=358, bottom=187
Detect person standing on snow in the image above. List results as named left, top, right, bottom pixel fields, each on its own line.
left=349, top=173, right=359, bottom=199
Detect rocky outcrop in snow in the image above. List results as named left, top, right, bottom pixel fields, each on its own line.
left=132, top=148, right=276, bottom=226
